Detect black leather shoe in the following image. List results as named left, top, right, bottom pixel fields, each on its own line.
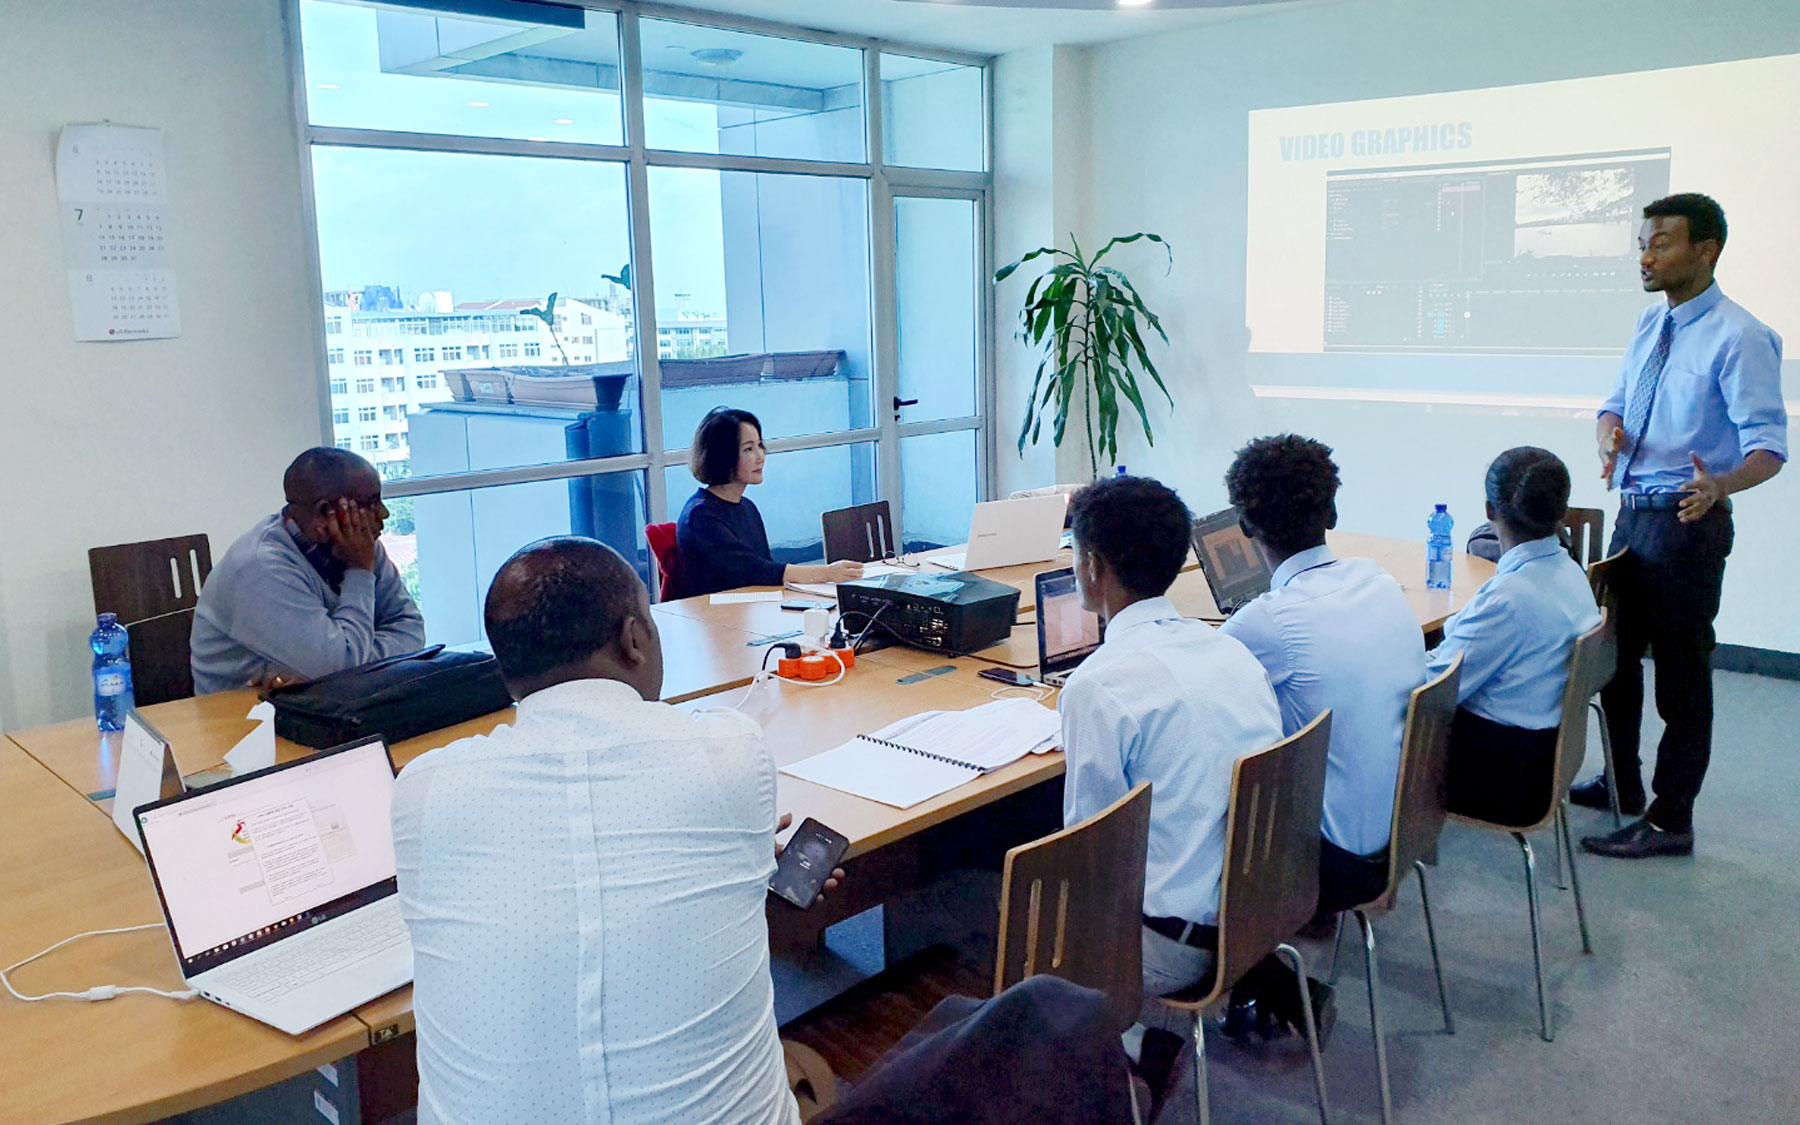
left=1216, top=999, right=1262, bottom=1045
left=1569, top=775, right=1644, bottom=816
left=1581, top=818, right=1693, bottom=858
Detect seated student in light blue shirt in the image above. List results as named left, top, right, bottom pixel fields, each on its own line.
left=1059, top=475, right=1283, bottom=1061
left=1217, top=434, right=1425, bottom=1043
left=1428, top=448, right=1601, bottom=826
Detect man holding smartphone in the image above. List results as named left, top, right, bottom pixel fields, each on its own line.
left=393, top=536, right=836, bottom=1125
left=190, top=447, right=423, bottom=693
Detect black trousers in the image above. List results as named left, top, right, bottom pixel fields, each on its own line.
left=1231, top=839, right=1387, bottom=1021
left=1445, top=708, right=1558, bottom=828
left=1599, top=504, right=1733, bottom=835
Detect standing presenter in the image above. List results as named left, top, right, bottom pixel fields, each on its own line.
left=1577, top=193, right=1785, bottom=859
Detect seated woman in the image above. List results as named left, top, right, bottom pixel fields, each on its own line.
left=1427, top=447, right=1602, bottom=826
left=675, top=407, right=864, bottom=598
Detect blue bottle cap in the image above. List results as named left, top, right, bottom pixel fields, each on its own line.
left=97, top=612, right=117, bottom=627
left=1434, top=503, right=1447, bottom=511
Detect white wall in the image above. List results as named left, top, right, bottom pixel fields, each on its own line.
left=1059, top=0, right=1800, bottom=651
left=992, top=46, right=1091, bottom=497
left=0, top=0, right=326, bottom=728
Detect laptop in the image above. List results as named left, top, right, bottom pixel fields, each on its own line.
left=929, top=495, right=1070, bottom=572
left=1190, top=506, right=1274, bottom=616
left=134, top=737, right=413, bottom=1035
left=1035, top=568, right=1103, bottom=686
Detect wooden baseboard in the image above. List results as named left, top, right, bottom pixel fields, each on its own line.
left=1712, top=644, right=1800, bottom=680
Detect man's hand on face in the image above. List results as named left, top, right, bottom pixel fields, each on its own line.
left=323, top=498, right=381, bottom=573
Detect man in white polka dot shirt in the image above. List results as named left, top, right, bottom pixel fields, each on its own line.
left=392, top=537, right=804, bottom=1124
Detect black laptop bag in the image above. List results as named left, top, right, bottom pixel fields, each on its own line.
left=266, top=646, right=513, bottom=749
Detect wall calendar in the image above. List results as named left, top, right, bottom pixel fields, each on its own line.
left=56, top=123, right=181, bottom=341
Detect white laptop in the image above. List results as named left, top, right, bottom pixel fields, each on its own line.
left=929, top=494, right=1069, bottom=572
left=134, top=737, right=413, bottom=1035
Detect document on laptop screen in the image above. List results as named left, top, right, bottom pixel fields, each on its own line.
left=138, top=742, right=396, bottom=960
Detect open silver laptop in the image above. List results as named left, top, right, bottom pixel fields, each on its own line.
left=1035, top=568, right=1103, bottom=686
left=929, top=494, right=1069, bottom=572
left=135, top=737, right=412, bottom=1035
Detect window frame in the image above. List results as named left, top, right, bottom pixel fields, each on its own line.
left=290, top=0, right=996, bottom=541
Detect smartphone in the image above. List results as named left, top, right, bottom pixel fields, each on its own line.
left=978, top=667, right=1037, bottom=687
left=781, top=599, right=829, bottom=612
left=770, top=818, right=850, bottom=909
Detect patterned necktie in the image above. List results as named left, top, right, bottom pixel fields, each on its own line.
left=1614, top=312, right=1674, bottom=490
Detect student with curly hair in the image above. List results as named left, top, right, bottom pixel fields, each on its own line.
left=1428, top=448, right=1601, bottom=825
left=1216, top=434, right=1426, bottom=1044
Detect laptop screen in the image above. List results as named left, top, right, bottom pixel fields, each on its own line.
left=1036, top=568, right=1102, bottom=674
left=1190, top=507, right=1273, bottom=613
left=136, top=739, right=397, bottom=969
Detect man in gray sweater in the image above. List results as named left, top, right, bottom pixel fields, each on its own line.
left=191, top=447, right=426, bottom=694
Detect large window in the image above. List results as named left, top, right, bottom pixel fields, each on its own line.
left=298, top=0, right=989, bottom=638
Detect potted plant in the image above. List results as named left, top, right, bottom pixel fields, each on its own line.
left=996, top=233, right=1173, bottom=478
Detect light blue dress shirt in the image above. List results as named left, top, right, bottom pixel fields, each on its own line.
left=1599, top=283, right=1787, bottom=493
left=1427, top=537, right=1602, bottom=730
left=1059, top=596, right=1283, bottom=925
left=1220, top=546, right=1426, bottom=856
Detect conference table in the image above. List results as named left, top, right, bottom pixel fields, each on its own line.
left=1, top=532, right=1493, bottom=1124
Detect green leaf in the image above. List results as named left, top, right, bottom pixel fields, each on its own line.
left=994, top=245, right=1069, bottom=284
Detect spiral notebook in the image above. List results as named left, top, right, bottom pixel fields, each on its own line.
left=781, top=699, right=1059, bottom=809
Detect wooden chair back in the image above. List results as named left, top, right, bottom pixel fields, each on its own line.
left=1203, top=712, right=1332, bottom=1005
left=1540, top=611, right=1616, bottom=832
left=1587, top=549, right=1624, bottom=615
left=822, top=501, right=896, bottom=563
left=644, top=522, right=680, bottom=601
left=1382, top=656, right=1463, bottom=897
left=994, top=781, right=1152, bottom=1037
left=1562, top=507, right=1606, bottom=567
left=87, top=534, right=212, bottom=706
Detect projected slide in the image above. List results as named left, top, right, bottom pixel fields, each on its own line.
left=1324, top=152, right=1668, bottom=353
left=1248, top=52, right=1800, bottom=367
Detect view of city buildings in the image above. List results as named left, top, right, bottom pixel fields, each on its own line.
left=324, top=283, right=728, bottom=479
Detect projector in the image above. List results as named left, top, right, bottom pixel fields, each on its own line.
left=837, top=570, right=1020, bottom=655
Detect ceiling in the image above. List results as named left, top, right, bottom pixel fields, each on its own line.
left=648, top=0, right=1333, bottom=57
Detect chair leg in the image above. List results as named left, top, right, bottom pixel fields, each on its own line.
left=1550, top=808, right=1568, bottom=891
left=1515, top=833, right=1553, bottom=1042
left=1275, top=943, right=1331, bottom=1125
left=1191, top=1010, right=1211, bottom=1125
left=1591, top=699, right=1623, bottom=828
left=1558, top=801, right=1594, bottom=955
left=1352, top=912, right=1392, bottom=1125
left=1414, top=860, right=1454, bottom=1034
left=1327, top=911, right=1346, bottom=985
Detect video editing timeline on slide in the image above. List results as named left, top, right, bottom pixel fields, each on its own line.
left=1324, top=149, right=1671, bottom=353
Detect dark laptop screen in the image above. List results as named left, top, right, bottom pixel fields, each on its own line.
left=1190, top=507, right=1273, bottom=614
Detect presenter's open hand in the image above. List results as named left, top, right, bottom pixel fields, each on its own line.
left=1678, top=453, right=1725, bottom=523
left=1599, top=425, right=1625, bottom=489
left=775, top=812, right=845, bottom=903
left=324, top=499, right=382, bottom=572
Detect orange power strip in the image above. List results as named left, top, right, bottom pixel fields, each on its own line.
left=776, top=648, right=856, bottom=680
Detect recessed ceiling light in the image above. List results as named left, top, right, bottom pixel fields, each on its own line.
left=1118, top=0, right=1154, bottom=6
left=467, top=100, right=489, bottom=107
left=691, top=48, right=743, bottom=67
left=316, top=83, right=339, bottom=90
left=553, top=118, right=574, bottom=125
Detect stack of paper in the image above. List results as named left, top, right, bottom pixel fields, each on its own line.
left=781, top=697, right=1061, bottom=808
left=786, top=561, right=921, bottom=600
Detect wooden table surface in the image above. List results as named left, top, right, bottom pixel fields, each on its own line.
left=0, top=744, right=368, bottom=1125
left=0, top=528, right=1493, bottom=1121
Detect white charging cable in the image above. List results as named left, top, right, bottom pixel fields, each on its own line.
left=2, top=924, right=199, bottom=1003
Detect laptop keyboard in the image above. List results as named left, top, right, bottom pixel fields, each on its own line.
left=210, top=900, right=407, bottom=1003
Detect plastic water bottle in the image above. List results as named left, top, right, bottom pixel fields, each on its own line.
left=1426, top=505, right=1454, bottom=590
left=91, top=613, right=135, bottom=732
left=1114, top=464, right=1128, bottom=477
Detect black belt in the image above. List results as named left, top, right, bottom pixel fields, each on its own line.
left=1144, top=915, right=1218, bottom=951
left=1620, top=491, right=1730, bottom=512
